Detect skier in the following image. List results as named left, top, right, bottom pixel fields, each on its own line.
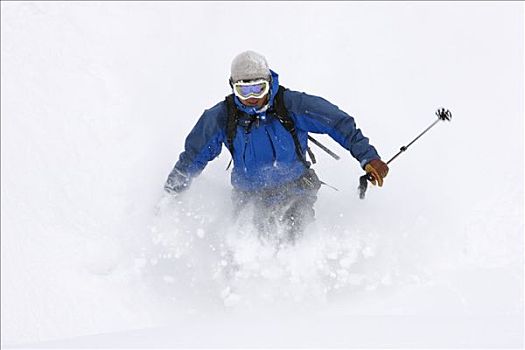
left=164, top=51, right=388, bottom=242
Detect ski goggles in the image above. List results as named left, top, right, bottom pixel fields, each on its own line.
left=232, top=79, right=270, bottom=100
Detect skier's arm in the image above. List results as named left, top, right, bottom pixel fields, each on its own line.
left=165, top=103, right=227, bottom=194
left=284, top=90, right=380, bottom=169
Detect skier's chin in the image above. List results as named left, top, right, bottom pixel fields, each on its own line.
left=241, top=95, right=268, bottom=108
left=244, top=99, right=260, bottom=106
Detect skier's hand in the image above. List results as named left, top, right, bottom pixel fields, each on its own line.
left=157, top=171, right=191, bottom=215
left=164, top=182, right=188, bottom=195
left=164, top=172, right=191, bottom=195
left=365, top=159, right=389, bottom=187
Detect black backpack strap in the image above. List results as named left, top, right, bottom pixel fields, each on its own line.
left=272, top=86, right=311, bottom=168
left=224, top=94, right=238, bottom=156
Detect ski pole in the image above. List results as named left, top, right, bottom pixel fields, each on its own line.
left=308, top=135, right=340, bottom=160
left=358, top=108, right=452, bottom=199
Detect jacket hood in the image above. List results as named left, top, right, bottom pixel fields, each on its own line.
left=233, top=70, right=280, bottom=115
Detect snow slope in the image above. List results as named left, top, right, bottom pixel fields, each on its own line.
left=1, top=1, right=523, bottom=348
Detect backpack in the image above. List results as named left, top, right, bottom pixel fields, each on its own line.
left=224, top=85, right=316, bottom=169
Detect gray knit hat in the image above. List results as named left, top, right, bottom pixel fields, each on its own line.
left=230, top=50, right=271, bottom=82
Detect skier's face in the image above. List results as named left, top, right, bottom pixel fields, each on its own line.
left=240, top=94, right=269, bottom=109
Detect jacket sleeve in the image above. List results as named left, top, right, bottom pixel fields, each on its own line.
left=284, top=90, right=381, bottom=169
left=165, top=102, right=227, bottom=191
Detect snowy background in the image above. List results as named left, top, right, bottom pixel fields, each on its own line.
left=1, top=1, right=523, bottom=348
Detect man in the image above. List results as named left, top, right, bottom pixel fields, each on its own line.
left=165, top=51, right=388, bottom=242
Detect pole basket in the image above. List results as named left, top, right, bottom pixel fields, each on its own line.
left=436, top=108, right=452, bottom=121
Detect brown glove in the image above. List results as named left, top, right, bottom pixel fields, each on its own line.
left=364, top=159, right=389, bottom=187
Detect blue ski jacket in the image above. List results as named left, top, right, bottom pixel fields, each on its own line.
left=166, top=70, right=380, bottom=192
